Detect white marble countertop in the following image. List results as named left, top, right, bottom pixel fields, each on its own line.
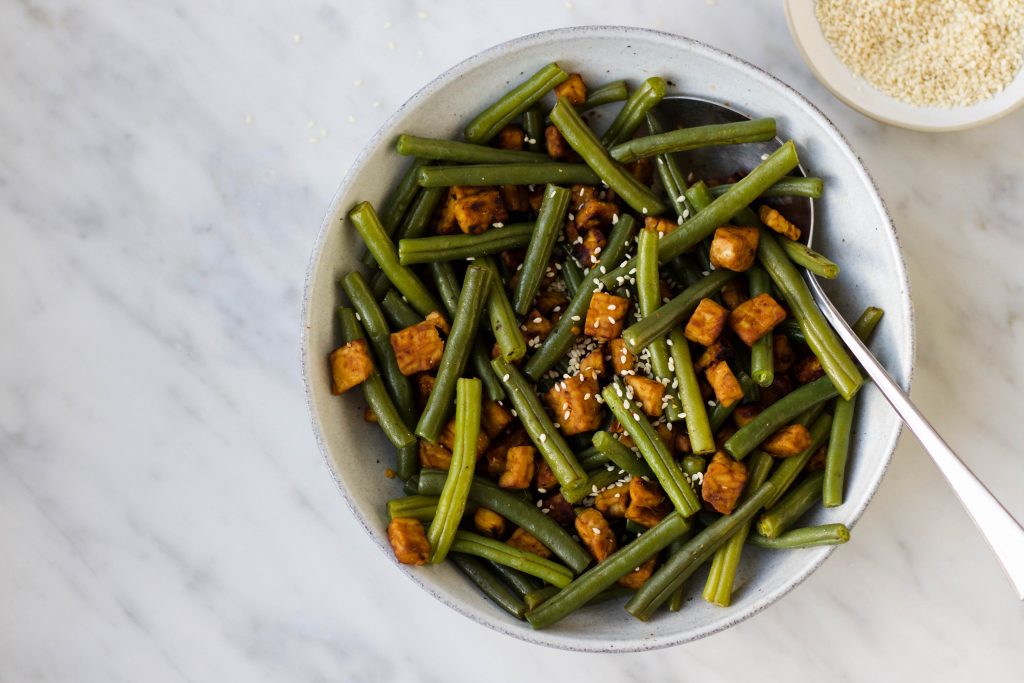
left=3, top=1, right=1022, bottom=680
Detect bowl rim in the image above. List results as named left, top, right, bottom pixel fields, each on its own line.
left=301, top=25, right=916, bottom=652
left=783, top=0, right=1024, bottom=132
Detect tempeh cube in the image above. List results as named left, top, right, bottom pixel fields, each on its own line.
left=554, top=73, right=588, bottom=105
left=575, top=508, right=617, bottom=562
left=473, top=507, right=507, bottom=538
left=710, top=226, right=759, bottom=272
left=418, top=440, right=453, bottom=470
left=545, top=374, right=602, bottom=436
left=762, top=424, right=812, bottom=457
left=625, top=375, right=666, bottom=417
left=759, top=205, right=801, bottom=240
left=685, top=297, right=730, bottom=346
left=387, top=517, right=431, bottom=565
left=629, top=477, right=666, bottom=508
left=506, top=528, right=552, bottom=558
left=329, top=339, right=374, bottom=394
left=728, top=293, right=787, bottom=346
left=584, top=292, right=630, bottom=340
left=390, top=321, right=445, bottom=375
left=575, top=199, right=619, bottom=231
left=609, top=337, right=635, bottom=375
left=617, top=556, right=656, bottom=589
left=499, top=445, right=536, bottom=489
left=481, top=399, right=514, bottom=439
left=701, top=451, right=748, bottom=515
left=595, top=483, right=630, bottom=518
left=705, top=361, right=744, bottom=407
left=454, top=189, right=508, bottom=235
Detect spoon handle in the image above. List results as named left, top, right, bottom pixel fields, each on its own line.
left=805, top=274, right=1024, bottom=600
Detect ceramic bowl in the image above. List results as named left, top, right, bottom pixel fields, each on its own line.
left=785, top=0, right=1024, bottom=132
left=302, top=26, right=914, bottom=651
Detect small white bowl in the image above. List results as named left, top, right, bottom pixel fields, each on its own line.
left=785, top=0, right=1024, bottom=132
left=302, top=26, right=915, bottom=651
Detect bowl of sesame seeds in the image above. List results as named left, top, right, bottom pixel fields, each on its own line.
left=786, top=0, right=1024, bottom=131
left=302, top=25, right=914, bottom=651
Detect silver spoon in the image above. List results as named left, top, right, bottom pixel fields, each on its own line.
left=652, top=96, right=1024, bottom=599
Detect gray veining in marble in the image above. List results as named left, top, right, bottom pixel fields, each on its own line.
left=1, top=1, right=1022, bottom=681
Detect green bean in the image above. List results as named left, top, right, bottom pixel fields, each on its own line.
left=758, top=230, right=863, bottom=400
left=399, top=223, right=534, bottom=265
left=477, top=258, right=527, bottom=362
left=396, top=186, right=448, bottom=242
left=418, top=163, right=600, bottom=188
left=337, top=308, right=416, bottom=451
left=349, top=202, right=441, bottom=317
left=779, top=237, right=840, bottom=279
left=522, top=215, right=637, bottom=380
left=523, top=105, right=544, bottom=153
left=724, top=376, right=837, bottom=459
left=450, top=553, right=527, bottom=619
left=418, top=469, right=591, bottom=573
left=416, top=266, right=492, bottom=442
left=578, top=80, right=630, bottom=112
left=427, top=378, right=482, bottom=563
left=763, top=413, right=833, bottom=509
left=610, top=119, right=777, bottom=163
left=665, top=530, right=698, bottom=612
left=492, top=357, right=587, bottom=490
left=397, top=134, right=549, bottom=164
left=624, top=481, right=776, bottom=621
left=561, top=255, right=584, bottom=297
left=594, top=211, right=640, bottom=272
left=622, top=270, right=735, bottom=353
left=342, top=272, right=418, bottom=429
left=710, top=176, right=824, bottom=199
left=636, top=227, right=684, bottom=421
left=824, top=306, right=884, bottom=507
left=387, top=495, right=440, bottom=522
left=403, top=473, right=420, bottom=496
left=600, top=77, right=667, bottom=147
left=426, top=261, right=505, bottom=402
left=681, top=455, right=707, bottom=478
left=747, top=267, right=776, bottom=388
left=489, top=562, right=542, bottom=598
left=362, top=158, right=433, bottom=269
left=524, top=585, right=560, bottom=611
left=465, top=63, right=569, bottom=144
left=513, top=185, right=570, bottom=315
left=577, top=447, right=612, bottom=473
left=646, top=112, right=696, bottom=220
left=525, top=512, right=692, bottom=629
left=451, top=531, right=574, bottom=587
left=596, top=141, right=800, bottom=290
left=776, top=318, right=807, bottom=345
left=668, top=329, right=715, bottom=455
left=759, top=471, right=825, bottom=538
left=369, top=193, right=438, bottom=295
left=602, top=379, right=701, bottom=516
left=592, top=431, right=654, bottom=478
left=702, top=450, right=774, bottom=607
left=562, top=466, right=626, bottom=504
left=381, top=289, right=422, bottom=329
left=550, top=97, right=666, bottom=216
left=748, top=523, right=850, bottom=549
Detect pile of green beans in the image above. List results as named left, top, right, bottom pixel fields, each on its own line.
left=328, top=65, right=887, bottom=629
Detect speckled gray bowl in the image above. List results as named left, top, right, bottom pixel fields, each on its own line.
left=302, top=26, right=914, bottom=652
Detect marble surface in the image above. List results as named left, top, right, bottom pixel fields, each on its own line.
left=2, top=0, right=1022, bottom=680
